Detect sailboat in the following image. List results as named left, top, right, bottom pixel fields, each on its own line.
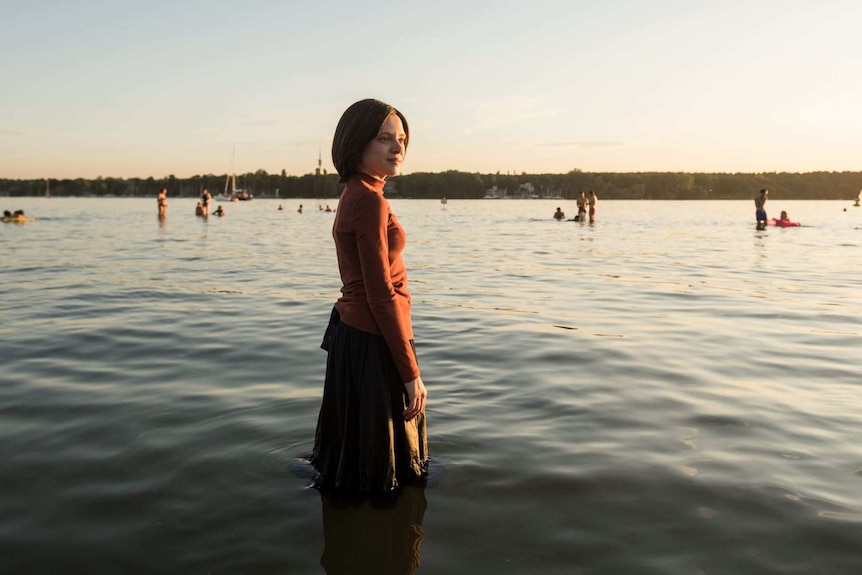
left=218, top=147, right=253, bottom=202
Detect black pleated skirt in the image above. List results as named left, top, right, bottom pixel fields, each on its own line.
left=311, top=308, right=428, bottom=492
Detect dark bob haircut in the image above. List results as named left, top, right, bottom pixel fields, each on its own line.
left=331, top=99, right=409, bottom=184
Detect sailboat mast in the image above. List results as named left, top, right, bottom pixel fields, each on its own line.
left=224, top=146, right=236, bottom=196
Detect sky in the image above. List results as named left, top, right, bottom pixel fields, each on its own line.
left=2, top=0, right=861, bottom=179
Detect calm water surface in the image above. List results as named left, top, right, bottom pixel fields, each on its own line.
left=2, top=197, right=861, bottom=574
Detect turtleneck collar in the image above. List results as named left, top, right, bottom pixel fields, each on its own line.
left=353, top=172, right=386, bottom=193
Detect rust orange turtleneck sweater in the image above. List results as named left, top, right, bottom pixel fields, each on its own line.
left=332, top=173, right=419, bottom=383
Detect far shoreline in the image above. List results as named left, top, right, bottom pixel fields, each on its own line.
left=2, top=169, right=861, bottom=201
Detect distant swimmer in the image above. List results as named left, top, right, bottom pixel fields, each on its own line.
left=754, top=188, right=768, bottom=229
left=2, top=209, right=34, bottom=223
left=325, top=204, right=333, bottom=212
left=298, top=204, right=303, bottom=213
left=278, top=204, right=284, bottom=211
left=213, top=205, right=225, bottom=217
left=771, top=210, right=800, bottom=227
left=553, top=207, right=565, bottom=220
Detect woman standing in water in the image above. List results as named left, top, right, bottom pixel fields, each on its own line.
left=157, top=187, right=168, bottom=219
left=310, top=99, right=428, bottom=493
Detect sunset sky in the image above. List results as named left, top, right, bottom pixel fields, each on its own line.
left=2, top=0, right=861, bottom=179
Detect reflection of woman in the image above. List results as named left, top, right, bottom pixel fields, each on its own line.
left=320, top=486, right=427, bottom=575
left=311, top=99, right=428, bottom=493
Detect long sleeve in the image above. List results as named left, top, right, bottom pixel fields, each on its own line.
left=333, top=175, right=420, bottom=382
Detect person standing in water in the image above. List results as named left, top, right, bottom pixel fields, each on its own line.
left=576, top=191, right=588, bottom=221
left=310, top=98, right=428, bottom=493
left=157, top=187, right=168, bottom=219
left=754, top=188, right=768, bottom=229
left=588, top=190, right=598, bottom=223
left=200, top=188, right=212, bottom=218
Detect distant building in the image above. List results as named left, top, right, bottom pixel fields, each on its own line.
left=484, top=185, right=503, bottom=199
left=518, top=183, right=536, bottom=198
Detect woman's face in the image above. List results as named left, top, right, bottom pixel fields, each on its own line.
left=360, top=113, right=406, bottom=181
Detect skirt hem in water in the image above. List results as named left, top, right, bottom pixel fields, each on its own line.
left=310, top=308, right=429, bottom=493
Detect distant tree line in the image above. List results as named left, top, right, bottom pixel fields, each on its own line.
left=393, top=170, right=862, bottom=200
left=0, top=170, right=341, bottom=199
left=2, top=169, right=860, bottom=200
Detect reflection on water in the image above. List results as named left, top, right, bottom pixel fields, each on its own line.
left=320, top=485, right=427, bottom=575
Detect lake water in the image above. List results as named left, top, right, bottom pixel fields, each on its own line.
left=2, top=197, right=861, bottom=574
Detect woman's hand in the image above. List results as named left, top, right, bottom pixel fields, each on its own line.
left=403, top=376, right=427, bottom=422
